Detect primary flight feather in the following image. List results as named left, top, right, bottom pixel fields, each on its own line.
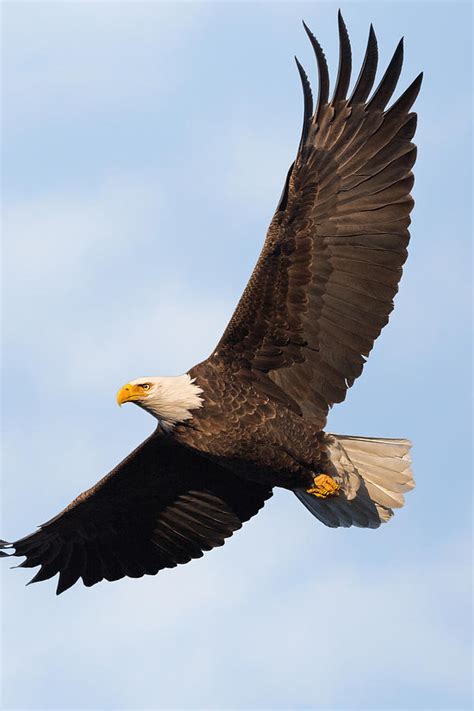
left=1, top=14, right=421, bottom=594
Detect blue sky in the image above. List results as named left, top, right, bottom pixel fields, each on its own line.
left=1, top=2, right=472, bottom=709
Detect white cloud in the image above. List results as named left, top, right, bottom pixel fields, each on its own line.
left=212, top=123, right=296, bottom=211
left=2, top=524, right=470, bottom=709
left=3, top=175, right=162, bottom=286
left=3, top=2, right=209, bottom=121
left=60, top=283, right=232, bottom=390
left=3, top=174, right=233, bottom=397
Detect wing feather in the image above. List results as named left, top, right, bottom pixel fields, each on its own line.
left=349, top=25, right=378, bottom=105
left=302, top=21, right=329, bottom=121
left=215, top=17, right=421, bottom=427
left=332, top=11, right=352, bottom=104
left=367, top=38, right=404, bottom=111
left=1, top=435, right=272, bottom=593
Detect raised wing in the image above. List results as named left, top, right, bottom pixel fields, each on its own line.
left=215, top=13, right=422, bottom=428
left=1, top=434, right=272, bottom=594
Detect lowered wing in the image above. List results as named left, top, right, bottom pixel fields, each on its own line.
left=1, top=434, right=272, bottom=594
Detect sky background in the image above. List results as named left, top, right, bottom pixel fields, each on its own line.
left=1, top=1, right=472, bottom=710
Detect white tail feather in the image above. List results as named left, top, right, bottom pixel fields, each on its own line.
left=295, top=434, right=414, bottom=528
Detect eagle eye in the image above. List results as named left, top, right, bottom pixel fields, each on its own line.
left=142, top=383, right=151, bottom=391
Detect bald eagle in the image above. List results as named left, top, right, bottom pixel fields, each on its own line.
left=1, top=14, right=421, bottom=594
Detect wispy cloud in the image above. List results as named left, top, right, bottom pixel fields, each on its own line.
left=3, top=2, right=208, bottom=123
left=3, top=175, right=162, bottom=286
left=3, top=174, right=232, bottom=390
left=2, top=527, right=470, bottom=709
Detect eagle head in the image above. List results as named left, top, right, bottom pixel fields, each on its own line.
left=116, top=374, right=203, bottom=429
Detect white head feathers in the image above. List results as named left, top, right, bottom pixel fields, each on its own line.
left=129, top=374, right=204, bottom=430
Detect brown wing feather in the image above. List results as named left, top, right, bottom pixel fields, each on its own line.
left=215, top=17, right=422, bottom=428
left=1, top=435, right=272, bottom=594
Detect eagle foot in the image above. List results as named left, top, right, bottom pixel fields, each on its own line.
left=306, top=473, right=340, bottom=498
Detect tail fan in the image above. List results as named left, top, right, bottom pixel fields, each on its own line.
left=295, top=434, right=414, bottom=528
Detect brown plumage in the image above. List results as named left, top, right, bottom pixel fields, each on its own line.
left=1, top=15, right=421, bottom=593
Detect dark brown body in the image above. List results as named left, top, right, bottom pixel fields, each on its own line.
left=177, top=360, right=328, bottom=491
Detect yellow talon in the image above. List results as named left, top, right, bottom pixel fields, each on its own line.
left=307, top=473, right=340, bottom=498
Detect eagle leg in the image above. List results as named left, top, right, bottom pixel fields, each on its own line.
left=306, top=474, right=340, bottom=498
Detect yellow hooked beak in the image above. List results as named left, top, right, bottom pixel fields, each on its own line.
left=116, top=383, right=146, bottom=407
